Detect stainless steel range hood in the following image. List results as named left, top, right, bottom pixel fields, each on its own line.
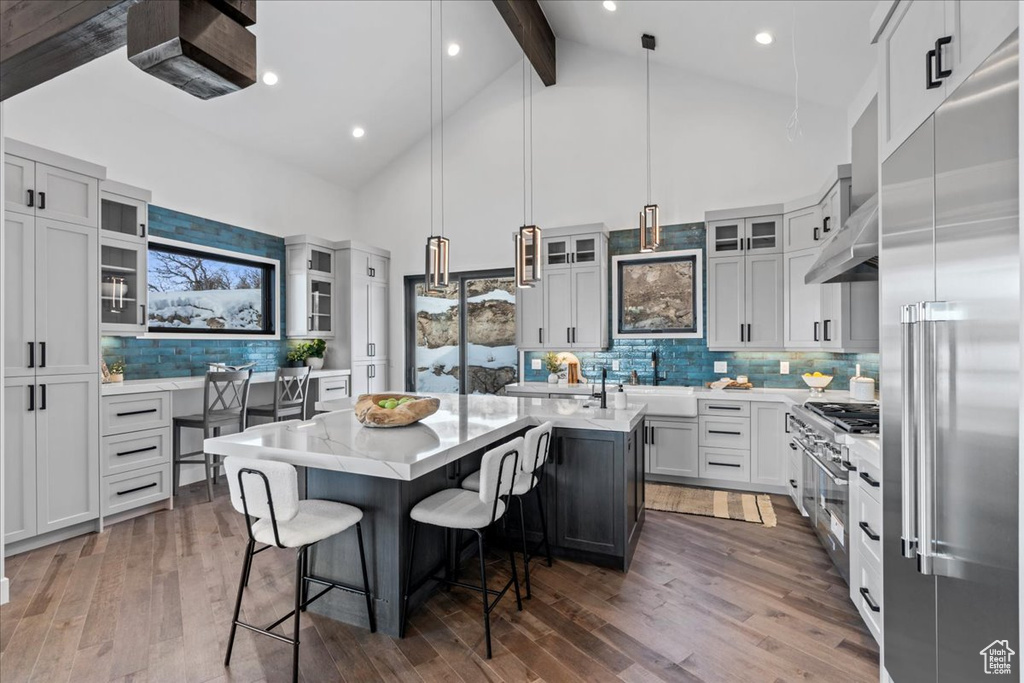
left=804, top=193, right=878, bottom=284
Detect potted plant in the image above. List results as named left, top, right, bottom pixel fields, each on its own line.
left=543, top=352, right=561, bottom=384
left=286, top=346, right=307, bottom=368
left=302, top=339, right=327, bottom=370
left=108, top=359, right=126, bottom=383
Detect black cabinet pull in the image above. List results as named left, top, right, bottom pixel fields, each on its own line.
left=28, top=385, right=34, bottom=411
left=650, top=427, right=655, bottom=446
left=789, top=442, right=798, bottom=450
left=813, top=322, right=820, bottom=342
left=141, top=304, right=147, bottom=323
left=747, top=323, right=752, bottom=342
left=824, top=319, right=832, bottom=342
left=709, top=461, right=741, bottom=468
left=789, top=479, right=797, bottom=489
left=38, top=191, right=46, bottom=210
left=813, top=227, right=820, bottom=241
left=707, top=405, right=741, bottom=411
left=117, top=445, right=159, bottom=457
left=539, top=327, right=543, bottom=344
left=859, top=471, right=880, bottom=488
left=116, top=482, right=158, bottom=496
left=740, top=324, right=745, bottom=342
left=40, top=384, right=46, bottom=410
left=746, top=237, right=751, bottom=251
left=28, top=342, right=34, bottom=368
left=859, top=587, right=881, bottom=612
left=841, top=459, right=857, bottom=472
left=859, top=521, right=880, bottom=541
left=567, top=327, right=571, bottom=343
left=39, top=342, right=46, bottom=367
left=934, top=36, right=952, bottom=79
left=823, top=216, right=831, bottom=233
left=27, top=189, right=34, bottom=207
left=116, top=408, right=158, bottom=417
left=307, top=259, right=313, bottom=268
left=140, top=223, right=146, bottom=238
left=572, top=327, right=576, bottom=343
left=784, top=412, right=790, bottom=433
left=708, top=429, right=742, bottom=436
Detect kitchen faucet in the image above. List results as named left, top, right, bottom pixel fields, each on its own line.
left=651, top=352, right=667, bottom=386
left=594, top=367, right=608, bottom=409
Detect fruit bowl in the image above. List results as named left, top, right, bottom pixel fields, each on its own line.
left=801, top=373, right=833, bottom=396
left=354, top=393, right=440, bottom=428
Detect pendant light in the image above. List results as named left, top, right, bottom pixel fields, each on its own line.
left=514, top=20, right=541, bottom=289
left=639, top=33, right=660, bottom=252
left=425, top=0, right=450, bottom=292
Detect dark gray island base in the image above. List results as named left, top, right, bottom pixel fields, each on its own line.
left=302, top=423, right=645, bottom=636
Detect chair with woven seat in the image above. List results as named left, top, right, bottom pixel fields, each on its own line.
left=462, top=421, right=553, bottom=599
left=245, top=366, right=311, bottom=427
left=401, top=437, right=525, bottom=658
left=223, top=456, right=375, bottom=683
left=173, top=369, right=252, bottom=502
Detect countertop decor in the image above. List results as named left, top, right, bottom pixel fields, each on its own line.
left=354, top=393, right=440, bottom=428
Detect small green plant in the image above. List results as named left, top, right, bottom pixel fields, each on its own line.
left=109, top=359, right=126, bottom=375
left=288, top=339, right=327, bottom=363
left=543, top=352, right=561, bottom=374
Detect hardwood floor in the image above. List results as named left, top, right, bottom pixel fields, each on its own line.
left=1, top=483, right=879, bottom=682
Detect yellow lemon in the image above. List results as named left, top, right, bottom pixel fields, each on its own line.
left=813, top=371, right=823, bottom=377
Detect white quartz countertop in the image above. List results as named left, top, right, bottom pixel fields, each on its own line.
left=101, top=368, right=351, bottom=396
left=205, top=393, right=646, bottom=481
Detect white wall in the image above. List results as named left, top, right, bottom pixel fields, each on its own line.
left=2, top=74, right=355, bottom=241
left=353, top=39, right=850, bottom=388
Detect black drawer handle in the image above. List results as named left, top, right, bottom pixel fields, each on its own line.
left=27, top=189, right=34, bottom=207
left=706, top=405, right=741, bottom=411
left=116, top=408, right=158, bottom=417
left=38, top=191, right=46, bottom=210
left=859, top=587, right=881, bottom=612
left=708, top=430, right=742, bottom=436
left=28, top=342, right=34, bottom=368
left=841, top=460, right=857, bottom=472
left=325, top=386, right=347, bottom=391
left=789, top=442, right=798, bottom=450
left=859, top=471, right=880, bottom=488
left=116, top=445, right=158, bottom=457
left=116, top=482, right=158, bottom=496
left=859, top=521, right=880, bottom=541
left=708, top=461, right=742, bottom=468
left=789, top=479, right=798, bottom=489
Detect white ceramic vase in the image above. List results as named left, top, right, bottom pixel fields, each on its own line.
left=305, top=357, right=324, bottom=370
left=547, top=373, right=559, bottom=384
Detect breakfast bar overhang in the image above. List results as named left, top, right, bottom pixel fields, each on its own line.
left=204, top=394, right=647, bottom=636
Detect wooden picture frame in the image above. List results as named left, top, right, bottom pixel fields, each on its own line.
left=612, top=249, right=703, bottom=339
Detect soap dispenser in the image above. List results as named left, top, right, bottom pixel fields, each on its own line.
left=613, top=384, right=627, bottom=409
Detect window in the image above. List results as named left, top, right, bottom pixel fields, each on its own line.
left=147, top=239, right=277, bottom=335
left=404, top=270, right=518, bottom=394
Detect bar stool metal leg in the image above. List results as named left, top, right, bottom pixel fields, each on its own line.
left=292, top=546, right=305, bottom=683
left=225, top=538, right=254, bottom=666
left=476, top=530, right=492, bottom=659
left=517, top=496, right=532, bottom=599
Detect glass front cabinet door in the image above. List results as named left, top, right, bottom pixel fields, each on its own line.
left=707, top=220, right=744, bottom=256
left=101, top=239, right=148, bottom=334
left=745, top=216, right=782, bottom=254
left=308, top=278, right=333, bottom=335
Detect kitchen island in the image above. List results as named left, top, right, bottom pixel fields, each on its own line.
left=204, top=393, right=646, bottom=635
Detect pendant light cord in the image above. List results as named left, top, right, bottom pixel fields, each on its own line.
left=786, top=4, right=802, bottom=142
left=522, top=44, right=527, bottom=227
left=439, top=0, right=445, bottom=238
left=646, top=48, right=652, bottom=205
left=530, top=18, right=534, bottom=225
left=429, top=0, right=435, bottom=239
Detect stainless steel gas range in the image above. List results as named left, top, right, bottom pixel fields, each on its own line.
left=788, top=402, right=879, bottom=583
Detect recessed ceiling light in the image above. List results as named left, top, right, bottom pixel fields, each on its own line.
left=352, top=127, right=365, bottom=139
left=603, top=1, right=617, bottom=11
left=755, top=32, right=774, bottom=45
left=262, top=71, right=279, bottom=86
left=447, top=43, right=461, bottom=57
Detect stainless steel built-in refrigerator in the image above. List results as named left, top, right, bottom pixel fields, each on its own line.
left=881, top=32, right=1019, bottom=682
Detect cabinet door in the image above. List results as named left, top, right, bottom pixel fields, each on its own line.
left=358, top=252, right=388, bottom=280
left=101, top=236, right=148, bottom=335
left=707, top=257, right=744, bottom=349
left=879, top=0, right=948, bottom=159
left=308, top=247, right=333, bottom=276
left=648, top=419, right=698, bottom=478
left=745, top=216, right=782, bottom=254
left=5, top=155, right=35, bottom=215
left=750, top=402, right=786, bottom=487
left=516, top=282, right=546, bottom=350
left=372, top=362, right=388, bottom=391
left=544, top=269, right=573, bottom=347
left=4, top=213, right=36, bottom=377
left=570, top=234, right=599, bottom=266
left=35, top=220, right=98, bottom=375
left=100, top=193, right=146, bottom=240
left=368, top=281, right=389, bottom=357
left=822, top=187, right=838, bottom=239
left=36, top=374, right=99, bottom=534
left=784, top=205, right=822, bottom=252
left=309, top=277, right=335, bottom=337
left=351, top=281, right=371, bottom=361
left=943, top=0, right=1018, bottom=95
left=35, top=163, right=99, bottom=227
left=707, top=219, right=744, bottom=257
left=370, top=254, right=390, bottom=281
left=554, top=433, right=622, bottom=555
left=840, top=281, right=880, bottom=352
left=745, top=254, right=784, bottom=348
left=543, top=237, right=572, bottom=270
left=571, top=266, right=603, bottom=348
left=820, top=283, right=843, bottom=350
left=4, top=378, right=37, bottom=543
left=784, top=249, right=823, bottom=349
left=351, top=362, right=371, bottom=397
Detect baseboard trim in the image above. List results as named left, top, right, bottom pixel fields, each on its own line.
left=4, top=519, right=101, bottom=557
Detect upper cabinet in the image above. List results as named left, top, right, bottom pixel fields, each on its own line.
left=336, top=242, right=391, bottom=370
left=4, top=154, right=99, bottom=227
left=876, top=0, right=1018, bottom=160
left=707, top=216, right=782, bottom=257
left=285, top=238, right=336, bottom=339
left=100, top=181, right=151, bottom=336
left=544, top=231, right=602, bottom=270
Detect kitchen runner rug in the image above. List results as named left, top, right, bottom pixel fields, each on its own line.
left=645, top=483, right=777, bottom=527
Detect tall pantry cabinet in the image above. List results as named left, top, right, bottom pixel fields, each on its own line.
left=3, top=140, right=102, bottom=545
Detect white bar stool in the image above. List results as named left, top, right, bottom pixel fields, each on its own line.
left=223, top=456, right=375, bottom=683
left=401, top=437, right=525, bottom=658
left=462, top=421, right=553, bottom=599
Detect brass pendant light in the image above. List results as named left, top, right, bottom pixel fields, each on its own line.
left=514, top=20, right=541, bottom=288
left=639, top=33, right=660, bottom=252
left=425, top=0, right=450, bottom=292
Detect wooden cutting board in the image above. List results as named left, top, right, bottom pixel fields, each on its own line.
left=354, top=394, right=440, bottom=428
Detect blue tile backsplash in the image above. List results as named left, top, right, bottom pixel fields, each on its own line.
left=101, top=206, right=291, bottom=379
left=523, top=222, right=880, bottom=390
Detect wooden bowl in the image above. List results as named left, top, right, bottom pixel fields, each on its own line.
left=354, top=393, right=440, bottom=428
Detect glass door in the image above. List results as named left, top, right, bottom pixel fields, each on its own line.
left=464, top=277, right=517, bottom=394
left=410, top=280, right=460, bottom=393
left=101, top=240, right=146, bottom=333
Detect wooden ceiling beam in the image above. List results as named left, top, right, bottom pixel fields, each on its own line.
left=491, top=0, right=556, bottom=86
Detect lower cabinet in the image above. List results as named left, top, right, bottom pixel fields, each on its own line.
left=3, top=374, right=99, bottom=544
left=100, top=391, right=172, bottom=518
left=351, top=360, right=388, bottom=395
left=645, top=417, right=698, bottom=478
left=750, top=403, right=787, bottom=487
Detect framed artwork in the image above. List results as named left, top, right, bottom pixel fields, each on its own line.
left=612, top=249, right=703, bottom=339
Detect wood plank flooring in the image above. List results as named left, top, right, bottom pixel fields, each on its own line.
left=1, top=483, right=879, bottom=682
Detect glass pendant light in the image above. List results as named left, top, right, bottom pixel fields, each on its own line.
left=425, top=0, right=450, bottom=292
left=514, top=20, right=541, bottom=288
left=639, top=33, right=660, bottom=252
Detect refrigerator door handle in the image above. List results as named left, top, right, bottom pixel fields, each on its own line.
left=900, top=303, right=919, bottom=559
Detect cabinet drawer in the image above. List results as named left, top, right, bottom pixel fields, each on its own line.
left=857, top=563, right=883, bottom=643
left=698, top=399, right=750, bottom=417
left=787, top=450, right=803, bottom=510
left=102, top=392, right=171, bottom=435
left=102, top=428, right=171, bottom=476
left=857, top=456, right=882, bottom=505
left=856, top=489, right=882, bottom=573
left=698, top=415, right=750, bottom=449
left=699, top=448, right=750, bottom=482
left=318, top=376, right=350, bottom=402
left=102, top=464, right=171, bottom=516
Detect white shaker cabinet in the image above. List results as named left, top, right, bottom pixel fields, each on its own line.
left=99, top=182, right=151, bottom=336
left=750, top=402, right=787, bottom=488
left=744, top=254, right=785, bottom=348
left=4, top=154, right=99, bottom=226
left=4, top=213, right=36, bottom=378
left=571, top=266, right=603, bottom=348
left=645, top=418, right=699, bottom=478
left=784, top=205, right=823, bottom=252
left=286, top=239, right=336, bottom=339
left=784, top=248, right=824, bottom=348
left=4, top=154, right=35, bottom=215
left=350, top=278, right=388, bottom=362
left=351, top=361, right=388, bottom=396
left=544, top=269, right=573, bottom=347
left=330, top=242, right=391, bottom=376
left=515, top=282, right=545, bottom=351
left=707, top=256, right=745, bottom=349
left=4, top=378, right=37, bottom=543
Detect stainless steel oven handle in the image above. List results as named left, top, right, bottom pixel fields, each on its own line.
left=916, top=302, right=950, bottom=576
left=795, top=440, right=847, bottom=486
left=900, top=304, right=918, bottom=559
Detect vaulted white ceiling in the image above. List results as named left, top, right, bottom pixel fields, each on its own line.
left=12, top=0, right=877, bottom=191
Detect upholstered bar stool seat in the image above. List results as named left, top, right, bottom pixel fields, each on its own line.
left=410, top=489, right=506, bottom=530
left=252, top=499, right=363, bottom=548
left=460, top=469, right=532, bottom=497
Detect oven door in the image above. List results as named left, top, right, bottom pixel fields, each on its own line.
left=812, top=457, right=850, bottom=583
